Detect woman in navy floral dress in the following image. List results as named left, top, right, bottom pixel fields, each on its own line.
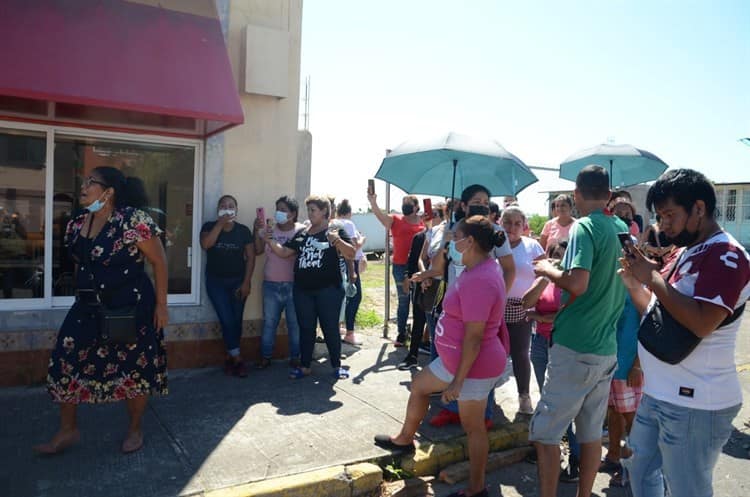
left=34, top=167, right=169, bottom=455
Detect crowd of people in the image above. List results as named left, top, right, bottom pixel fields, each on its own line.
left=32, top=163, right=749, bottom=497
left=375, top=166, right=749, bottom=497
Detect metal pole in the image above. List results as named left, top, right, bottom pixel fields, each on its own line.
left=383, top=181, right=391, bottom=338
left=449, top=159, right=457, bottom=228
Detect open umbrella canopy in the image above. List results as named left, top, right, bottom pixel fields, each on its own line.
left=374, top=132, right=537, bottom=198
left=559, top=143, right=669, bottom=188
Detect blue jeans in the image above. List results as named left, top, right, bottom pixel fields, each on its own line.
left=205, top=274, right=246, bottom=356
left=294, top=284, right=345, bottom=370
left=623, top=394, right=740, bottom=497
left=392, top=264, right=410, bottom=338
left=261, top=281, right=300, bottom=360
left=344, top=262, right=363, bottom=331
left=529, top=333, right=580, bottom=458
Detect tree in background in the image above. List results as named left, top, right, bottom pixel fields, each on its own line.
left=527, top=214, right=548, bottom=238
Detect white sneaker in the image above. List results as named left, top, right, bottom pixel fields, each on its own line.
left=519, top=394, right=534, bottom=414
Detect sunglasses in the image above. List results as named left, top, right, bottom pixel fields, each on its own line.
left=82, top=176, right=109, bottom=189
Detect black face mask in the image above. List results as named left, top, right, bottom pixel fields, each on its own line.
left=665, top=205, right=700, bottom=247
left=666, top=228, right=700, bottom=247
left=467, top=205, right=490, bottom=218
left=401, top=204, right=415, bottom=216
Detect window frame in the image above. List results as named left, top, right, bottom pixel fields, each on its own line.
left=0, top=119, right=204, bottom=310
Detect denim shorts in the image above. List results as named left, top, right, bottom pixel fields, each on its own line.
left=429, top=357, right=503, bottom=401
left=529, top=344, right=616, bottom=445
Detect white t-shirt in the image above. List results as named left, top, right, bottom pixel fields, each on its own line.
left=639, top=231, right=750, bottom=410
left=507, top=237, right=545, bottom=299
left=339, top=219, right=364, bottom=260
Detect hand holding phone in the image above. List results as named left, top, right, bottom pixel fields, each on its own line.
left=618, top=232, right=635, bottom=257
left=256, top=207, right=265, bottom=222
left=368, top=179, right=375, bottom=196
left=423, top=199, right=433, bottom=220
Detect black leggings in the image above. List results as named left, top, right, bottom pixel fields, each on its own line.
left=408, top=284, right=426, bottom=357
left=508, top=320, right=532, bottom=395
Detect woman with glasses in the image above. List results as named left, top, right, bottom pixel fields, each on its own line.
left=34, top=167, right=168, bottom=455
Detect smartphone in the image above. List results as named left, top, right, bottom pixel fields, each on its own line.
left=423, top=198, right=433, bottom=220
left=256, top=207, right=265, bottom=221
left=368, top=179, right=375, bottom=196
left=617, top=232, right=634, bottom=254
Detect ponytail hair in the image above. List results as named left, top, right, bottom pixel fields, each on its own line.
left=92, top=166, right=149, bottom=209
left=456, top=215, right=506, bottom=252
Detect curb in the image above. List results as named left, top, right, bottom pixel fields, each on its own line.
left=202, top=463, right=383, bottom=497
left=200, top=422, right=529, bottom=497
left=401, top=421, right=529, bottom=476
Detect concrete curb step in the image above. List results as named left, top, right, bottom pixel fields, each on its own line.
left=196, top=422, right=529, bottom=497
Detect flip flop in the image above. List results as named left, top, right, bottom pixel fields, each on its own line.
left=121, top=431, right=144, bottom=454
left=373, top=434, right=416, bottom=454
left=32, top=430, right=81, bottom=455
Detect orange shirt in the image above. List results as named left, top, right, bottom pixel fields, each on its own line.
left=391, top=214, right=424, bottom=265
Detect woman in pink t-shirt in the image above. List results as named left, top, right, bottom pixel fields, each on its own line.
left=375, top=216, right=507, bottom=497
left=540, top=194, right=575, bottom=250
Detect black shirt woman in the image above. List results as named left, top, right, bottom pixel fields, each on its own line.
left=200, top=195, right=255, bottom=377
left=265, top=195, right=356, bottom=380
left=34, top=167, right=169, bottom=455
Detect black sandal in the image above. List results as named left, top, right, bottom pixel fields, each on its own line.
left=373, top=434, right=415, bottom=454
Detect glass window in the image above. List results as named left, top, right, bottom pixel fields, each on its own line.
left=53, top=135, right=196, bottom=297
left=743, top=189, right=750, bottom=221
left=726, top=189, right=737, bottom=222
left=0, top=129, right=46, bottom=300
left=715, top=189, right=725, bottom=221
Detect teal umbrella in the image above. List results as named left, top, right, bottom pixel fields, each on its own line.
left=374, top=132, right=537, bottom=199
left=559, top=143, right=669, bottom=188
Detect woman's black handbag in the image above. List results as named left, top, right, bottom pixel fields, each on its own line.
left=97, top=301, right=140, bottom=345
left=638, top=256, right=746, bottom=365
left=80, top=217, right=140, bottom=345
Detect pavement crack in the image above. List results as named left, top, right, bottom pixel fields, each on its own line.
left=148, top=403, right=207, bottom=488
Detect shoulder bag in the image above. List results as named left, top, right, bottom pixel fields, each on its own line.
left=81, top=216, right=141, bottom=345
left=638, top=255, right=746, bottom=364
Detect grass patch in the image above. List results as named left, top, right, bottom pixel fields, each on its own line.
left=360, top=260, right=388, bottom=289
left=355, top=308, right=381, bottom=328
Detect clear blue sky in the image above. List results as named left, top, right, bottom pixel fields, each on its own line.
left=300, top=0, right=750, bottom=215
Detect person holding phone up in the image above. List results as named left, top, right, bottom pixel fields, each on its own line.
left=200, top=195, right=256, bottom=378
left=265, top=195, right=356, bottom=380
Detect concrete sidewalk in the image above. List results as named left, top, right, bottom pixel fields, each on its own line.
left=0, top=333, right=531, bottom=497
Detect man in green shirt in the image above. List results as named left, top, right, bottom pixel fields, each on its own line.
left=529, top=165, right=627, bottom=497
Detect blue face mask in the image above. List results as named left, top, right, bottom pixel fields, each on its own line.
left=448, top=238, right=466, bottom=265
left=86, top=196, right=106, bottom=213
left=275, top=210, right=289, bottom=224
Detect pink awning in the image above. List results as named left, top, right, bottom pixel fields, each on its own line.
left=0, top=0, right=244, bottom=137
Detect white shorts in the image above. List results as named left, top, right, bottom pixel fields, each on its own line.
left=429, top=357, right=504, bottom=401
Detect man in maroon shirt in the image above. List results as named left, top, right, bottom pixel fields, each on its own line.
left=368, top=193, right=424, bottom=345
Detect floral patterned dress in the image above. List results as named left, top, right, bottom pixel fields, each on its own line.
left=47, top=207, right=168, bottom=403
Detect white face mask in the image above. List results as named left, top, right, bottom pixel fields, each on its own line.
left=218, top=209, right=236, bottom=218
